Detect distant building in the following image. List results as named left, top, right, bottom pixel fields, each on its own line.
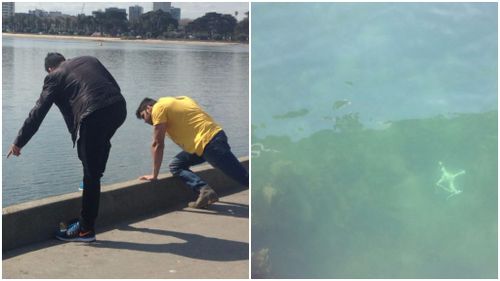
left=105, top=7, right=127, bottom=14
left=92, top=9, right=103, bottom=17
left=152, top=2, right=180, bottom=21
left=2, top=2, right=14, bottom=17
left=153, top=2, right=171, bottom=12
left=49, top=11, right=63, bottom=17
left=170, top=7, right=181, bottom=21
left=29, top=9, right=49, bottom=17
left=129, top=5, right=143, bottom=22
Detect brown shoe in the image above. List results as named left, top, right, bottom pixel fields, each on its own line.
left=188, top=185, right=219, bottom=208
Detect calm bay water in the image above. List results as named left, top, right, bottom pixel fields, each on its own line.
left=2, top=36, right=248, bottom=206
left=251, top=3, right=497, bottom=278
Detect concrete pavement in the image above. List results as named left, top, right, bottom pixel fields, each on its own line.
left=3, top=189, right=249, bottom=279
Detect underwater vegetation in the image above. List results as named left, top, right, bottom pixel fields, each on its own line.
left=333, top=99, right=352, bottom=110
left=251, top=248, right=271, bottom=278
left=251, top=110, right=497, bottom=278
left=273, top=109, right=310, bottom=119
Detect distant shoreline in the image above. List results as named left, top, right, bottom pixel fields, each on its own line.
left=2, top=32, right=247, bottom=47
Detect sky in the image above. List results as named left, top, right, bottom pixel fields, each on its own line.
left=13, top=2, right=249, bottom=21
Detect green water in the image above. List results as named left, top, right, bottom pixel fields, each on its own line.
left=251, top=3, right=497, bottom=278
left=252, top=111, right=497, bottom=278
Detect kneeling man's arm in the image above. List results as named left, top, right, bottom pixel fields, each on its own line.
left=139, top=123, right=167, bottom=181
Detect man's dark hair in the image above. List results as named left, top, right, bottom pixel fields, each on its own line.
left=136, top=98, right=157, bottom=119
left=44, top=52, right=66, bottom=72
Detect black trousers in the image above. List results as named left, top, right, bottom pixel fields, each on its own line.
left=77, top=101, right=126, bottom=231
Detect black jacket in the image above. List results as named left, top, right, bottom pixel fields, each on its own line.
left=14, top=56, right=125, bottom=148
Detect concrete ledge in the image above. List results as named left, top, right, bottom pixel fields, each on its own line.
left=3, top=157, right=248, bottom=252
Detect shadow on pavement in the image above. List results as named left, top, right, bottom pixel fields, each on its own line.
left=89, top=225, right=248, bottom=261
left=179, top=201, right=249, bottom=218
left=2, top=239, right=61, bottom=260
left=3, top=188, right=248, bottom=260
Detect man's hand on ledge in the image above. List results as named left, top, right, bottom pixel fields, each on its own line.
left=139, top=174, right=158, bottom=181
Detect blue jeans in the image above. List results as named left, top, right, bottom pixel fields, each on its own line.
left=168, top=130, right=248, bottom=193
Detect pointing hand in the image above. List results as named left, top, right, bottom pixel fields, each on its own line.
left=7, top=144, right=21, bottom=158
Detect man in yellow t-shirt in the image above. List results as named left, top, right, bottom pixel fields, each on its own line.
left=136, top=96, right=248, bottom=208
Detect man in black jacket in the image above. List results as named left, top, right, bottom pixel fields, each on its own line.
left=7, top=53, right=126, bottom=242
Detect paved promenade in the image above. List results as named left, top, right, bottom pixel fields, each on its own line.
left=3, top=189, right=249, bottom=279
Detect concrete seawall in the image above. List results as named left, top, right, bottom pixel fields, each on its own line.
left=3, top=157, right=248, bottom=252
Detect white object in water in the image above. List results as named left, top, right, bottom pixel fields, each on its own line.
left=436, top=161, right=465, bottom=200
left=251, top=143, right=279, bottom=158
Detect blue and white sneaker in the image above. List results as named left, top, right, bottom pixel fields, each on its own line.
left=55, top=220, right=95, bottom=242
left=78, top=182, right=84, bottom=191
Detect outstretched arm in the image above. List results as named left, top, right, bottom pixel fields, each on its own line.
left=8, top=74, right=58, bottom=157
left=139, top=123, right=167, bottom=181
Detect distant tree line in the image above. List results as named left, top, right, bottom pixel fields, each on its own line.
left=2, top=10, right=249, bottom=42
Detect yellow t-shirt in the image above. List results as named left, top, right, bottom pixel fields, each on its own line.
left=152, top=96, right=222, bottom=156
